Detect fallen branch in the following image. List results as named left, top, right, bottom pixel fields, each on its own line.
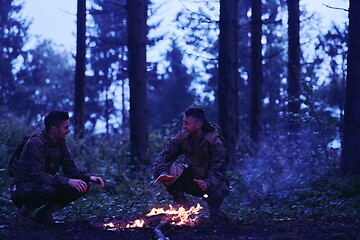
left=154, top=221, right=171, bottom=240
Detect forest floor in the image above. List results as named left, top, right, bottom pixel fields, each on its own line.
left=1, top=216, right=359, bottom=240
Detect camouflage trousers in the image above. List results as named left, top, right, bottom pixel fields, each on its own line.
left=166, top=169, right=229, bottom=212
left=10, top=182, right=90, bottom=211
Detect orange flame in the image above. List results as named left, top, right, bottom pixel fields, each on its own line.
left=103, top=203, right=203, bottom=229
left=146, top=203, right=203, bottom=226
left=125, top=219, right=145, bottom=228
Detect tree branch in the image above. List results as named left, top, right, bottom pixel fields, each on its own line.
left=323, top=4, right=348, bottom=12
left=178, top=0, right=217, bottom=24
left=185, top=50, right=217, bottom=61
left=263, top=49, right=285, bottom=59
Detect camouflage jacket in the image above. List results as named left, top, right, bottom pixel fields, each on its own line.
left=11, top=131, right=90, bottom=185
left=154, top=129, right=228, bottom=191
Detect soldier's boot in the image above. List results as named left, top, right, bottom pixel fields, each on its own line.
left=16, top=205, right=38, bottom=227
left=174, top=198, right=190, bottom=209
left=34, top=203, right=61, bottom=225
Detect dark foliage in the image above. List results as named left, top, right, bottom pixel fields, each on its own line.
left=87, top=0, right=127, bottom=133
left=148, top=40, right=196, bottom=128
left=0, top=0, right=29, bottom=107
left=14, top=40, right=74, bottom=116
left=0, top=115, right=359, bottom=230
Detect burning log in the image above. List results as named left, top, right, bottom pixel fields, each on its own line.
left=153, top=220, right=171, bottom=240
left=103, top=203, right=204, bottom=230
left=146, top=203, right=203, bottom=226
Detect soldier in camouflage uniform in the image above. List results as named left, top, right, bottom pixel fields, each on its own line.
left=10, top=111, right=105, bottom=227
left=154, top=107, right=230, bottom=221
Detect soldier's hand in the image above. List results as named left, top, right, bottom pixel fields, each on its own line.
left=194, top=179, right=208, bottom=191
left=90, top=176, right=105, bottom=190
left=68, top=179, right=88, bottom=193
left=154, top=174, right=176, bottom=187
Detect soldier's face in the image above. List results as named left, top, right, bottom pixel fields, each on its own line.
left=54, top=120, right=70, bottom=141
left=182, top=116, right=202, bottom=137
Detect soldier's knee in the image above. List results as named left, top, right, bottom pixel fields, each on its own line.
left=38, top=184, right=56, bottom=198
left=85, top=182, right=91, bottom=193
left=10, top=191, right=23, bottom=208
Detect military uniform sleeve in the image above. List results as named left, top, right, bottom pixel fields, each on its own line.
left=153, top=132, right=185, bottom=178
left=61, top=143, right=91, bottom=182
left=203, top=137, right=228, bottom=191
left=25, top=138, right=69, bottom=185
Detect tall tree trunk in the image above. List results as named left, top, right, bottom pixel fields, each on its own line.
left=0, top=0, right=3, bottom=105
left=218, top=0, right=239, bottom=164
left=0, top=41, right=3, bottom=107
left=121, top=78, right=127, bottom=133
left=127, top=0, right=149, bottom=166
left=287, top=0, right=301, bottom=132
left=339, top=52, right=347, bottom=140
left=105, top=89, right=110, bottom=134
left=249, top=0, right=263, bottom=143
left=341, top=0, right=360, bottom=175
left=74, top=0, right=86, bottom=138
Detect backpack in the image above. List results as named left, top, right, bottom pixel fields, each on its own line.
left=8, top=132, right=45, bottom=178
left=204, top=123, right=231, bottom=166
left=204, top=123, right=224, bottom=142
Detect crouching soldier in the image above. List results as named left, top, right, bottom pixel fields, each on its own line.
left=153, top=107, right=230, bottom=222
left=9, top=111, right=104, bottom=227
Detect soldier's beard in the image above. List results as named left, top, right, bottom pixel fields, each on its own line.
left=186, top=129, right=201, bottom=138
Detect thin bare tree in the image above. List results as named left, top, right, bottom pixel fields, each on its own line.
left=249, top=0, right=263, bottom=143
left=74, top=0, right=86, bottom=138
left=127, top=0, right=149, bottom=165
left=218, top=0, right=239, bottom=163
left=287, top=0, right=301, bottom=132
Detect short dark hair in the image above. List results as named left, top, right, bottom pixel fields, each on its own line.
left=44, top=111, right=69, bottom=132
left=184, top=107, right=214, bottom=132
left=185, top=107, right=206, bottom=123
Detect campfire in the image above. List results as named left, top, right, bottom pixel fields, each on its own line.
left=103, top=203, right=204, bottom=230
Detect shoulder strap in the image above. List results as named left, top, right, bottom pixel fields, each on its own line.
left=204, top=129, right=220, bottom=143
left=8, top=132, right=45, bottom=177
left=203, top=126, right=230, bottom=166
left=204, top=124, right=225, bottom=144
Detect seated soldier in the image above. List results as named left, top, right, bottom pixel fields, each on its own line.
left=9, top=111, right=104, bottom=227
left=153, top=107, right=230, bottom=222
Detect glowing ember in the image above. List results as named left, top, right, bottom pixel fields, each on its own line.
left=103, top=203, right=204, bottom=229
left=104, top=222, right=115, bottom=228
left=126, top=219, right=145, bottom=228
